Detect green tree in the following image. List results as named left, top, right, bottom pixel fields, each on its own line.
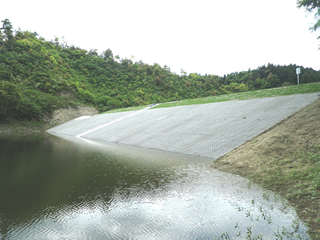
left=297, top=0, right=320, bottom=44
left=0, top=19, right=14, bottom=48
left=1, top=19, right=13, bottom=41
left=88, top=49, right=98, bottom=57
left=103, top=48, right=113, bottom=62
left=0, top=30, right=4, bottom=46
left=180, top=69, right=187, bottom=76
left=115, top=55, right=120, bottom=63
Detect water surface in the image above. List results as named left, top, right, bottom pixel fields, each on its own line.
left=0, top=134, right=309, bottom=239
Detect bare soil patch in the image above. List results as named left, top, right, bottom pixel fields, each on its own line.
left=47, top=106, right=98, bottom=125
left=213, top=98, right=320, bottom=238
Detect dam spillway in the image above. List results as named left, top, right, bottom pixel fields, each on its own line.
left=47, top=93, right=319, bottom=160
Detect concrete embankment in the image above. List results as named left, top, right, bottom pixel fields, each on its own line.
left=47, top=93, right=319, bottom=160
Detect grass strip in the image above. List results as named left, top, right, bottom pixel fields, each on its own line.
left=102, top=83, right=320, bottom=114
left=153, top=82, right=320, bottom=109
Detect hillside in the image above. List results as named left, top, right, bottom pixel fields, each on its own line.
left=1, top=18, right=320, bottom=122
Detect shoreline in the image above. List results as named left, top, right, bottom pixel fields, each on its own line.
left=0, top=106, right=99, bottom=136
left=0, top=121, right=52, bottom=136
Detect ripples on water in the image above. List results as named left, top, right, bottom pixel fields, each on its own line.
left=0, top=135, right=309, bottom=239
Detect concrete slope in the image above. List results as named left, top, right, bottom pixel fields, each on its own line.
left=47, top=93, right=319, bottom=160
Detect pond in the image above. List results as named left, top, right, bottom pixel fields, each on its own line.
left=0, top=134, right=309, bottom=239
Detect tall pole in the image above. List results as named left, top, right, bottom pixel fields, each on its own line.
left=296, top=68, right=300, bottom=85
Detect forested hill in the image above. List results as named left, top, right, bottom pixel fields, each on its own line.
left=1, top=19, right=320, bottom=122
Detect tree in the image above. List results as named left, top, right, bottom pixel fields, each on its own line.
left=115, top=55, right=120, bottom=63
left=0, top=19, right=14, bottom=48
left=88, top=49, right=98, bottom=57
left=0, top=30, right=4, bottom=46
left=297, top=0, right=320, bottom=44
left=180, top=69, right=187, bottom=76
left=103, top=48, right=113, bottom=62
left=1, top=19, right=13, bottom=40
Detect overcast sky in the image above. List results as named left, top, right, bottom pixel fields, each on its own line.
left=1, top=0, right=319, bottom=76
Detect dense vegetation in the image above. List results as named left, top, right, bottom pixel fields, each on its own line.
left=1, top=19, right=320, bottom=122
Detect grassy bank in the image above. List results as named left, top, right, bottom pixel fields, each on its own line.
left=153, top=82, right=320, bottom=109
left=212, top=99, right=320, bottom=239
left=102, top=83, right=320, bottom=114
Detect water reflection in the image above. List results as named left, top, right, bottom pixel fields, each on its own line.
left=0, top=135, right=309, bottom=239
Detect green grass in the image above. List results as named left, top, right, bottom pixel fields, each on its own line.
left=246, top=144, right=320, bottom=239
left=101, top=82, right=320, bottom=114
left=153, top=82, right=320, bottom=109
left=260, top=145, right=320, bottom=200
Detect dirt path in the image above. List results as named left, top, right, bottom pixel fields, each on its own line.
left=212, top=98, right=320, bottom=238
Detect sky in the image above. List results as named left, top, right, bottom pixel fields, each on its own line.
left=1, top=0, right=319, bottom=76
